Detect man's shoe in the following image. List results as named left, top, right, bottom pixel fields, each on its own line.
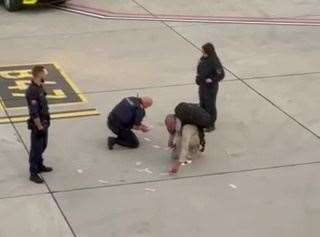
left=38, top=166, right=53, bottom=173
left=30, top=173, right=44, bottom=184
left=205, top=125, right=215, bottom=132
left=108, top=137, right=116, bottom=150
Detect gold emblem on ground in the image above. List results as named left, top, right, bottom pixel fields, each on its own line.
left=0, top=63, right=99, bottom=124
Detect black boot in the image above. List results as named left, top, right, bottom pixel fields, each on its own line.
left=38, top=165, right=53, bottom=173
left=108, top=137, right=116, bottom=150
left=30, top=173, right=44, bottom=184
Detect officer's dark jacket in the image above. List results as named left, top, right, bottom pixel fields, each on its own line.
left=109, top=97, right=145, bottom=129
left=196, top=54, right=225, bottom=86
left=25, top=82, right=50, bottom=122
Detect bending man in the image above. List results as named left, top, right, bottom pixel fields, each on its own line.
left=165, top=114, right=205, bottom=174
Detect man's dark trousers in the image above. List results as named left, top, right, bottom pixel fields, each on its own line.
left=108, top=117, right=139, bottom=148
left=29, top=128, right=48, bottom=174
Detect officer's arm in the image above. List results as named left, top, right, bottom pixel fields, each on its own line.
left=211, top=56, right=225, bottom=81
left=133, top=109, right=145, bottom=128
left=29, top=94, right=44, bottom=130
left=214, top=59, right=225, bottom=81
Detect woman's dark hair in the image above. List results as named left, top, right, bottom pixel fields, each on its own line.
left=202, top=42, right=215, bottom=56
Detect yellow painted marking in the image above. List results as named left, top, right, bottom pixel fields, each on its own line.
left=8, top=81, right=56, bottom=91
left=8, top=80, right=30, bottom=90
left=0, top=70, right=32, bottom=79
left=0, top=62, right=90, bottom=113
left=11, top=90, right=66, bottom=99
left=11, top=93, right=26, bottom=97
left=23, top=0, right=38, bottom=5
left=51, top=110, right=99, bottom=119
left=0, top=62, right=86, bottom=102
left=53, top=63, right=87, bottom=103
left=5, top=101, right=88, bottom=111
left=0, top=110, right=100, bottom=124
left=46, top=89, right=67, bottom=99
left=0, top=98, right=6, bottom=112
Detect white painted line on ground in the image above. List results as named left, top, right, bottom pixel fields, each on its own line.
left=77, top=169, right=83, bottom=174
left=136, top=168, right=153, bottom=174
left=229, top=184, right=238, bottom=189
left=144, top=168, right=153, bottom=174
left=98, top=180, right=109, bottom=184
left=145, top=188, right=156, bottom=192
left=153, top=145, right=161, bottom=149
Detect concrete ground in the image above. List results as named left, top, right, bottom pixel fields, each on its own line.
left=1, top=0, right=320, bottom=236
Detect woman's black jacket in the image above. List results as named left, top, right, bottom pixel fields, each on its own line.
left=196, top=54, right=225, bottom=86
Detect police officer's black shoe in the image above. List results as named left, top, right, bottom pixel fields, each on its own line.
left=38, top=165, right=53, bottom=173
left=108, top=137, right=116, bottom=150
left=30, top=173, right=44, bottom=184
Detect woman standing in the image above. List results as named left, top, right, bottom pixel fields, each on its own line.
left=196, top=43, right=225, bottom=132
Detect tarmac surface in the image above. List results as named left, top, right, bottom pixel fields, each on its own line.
left=0, top=0, right=320, bottom=236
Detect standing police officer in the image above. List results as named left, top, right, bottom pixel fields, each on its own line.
left=107, top=96, right=153, bottom=150
left=196, top=43, right=225, bottom=132
left=26, top=65, right=53, bottom=184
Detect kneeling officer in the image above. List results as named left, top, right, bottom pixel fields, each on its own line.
left=107, top=96, right=153, bottom=150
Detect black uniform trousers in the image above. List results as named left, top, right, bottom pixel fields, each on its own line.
left=199, top=83, right=219, bottom=126
left=29, top=128, right=48, bottom=174
left=108, top=116, right=139, bottom=148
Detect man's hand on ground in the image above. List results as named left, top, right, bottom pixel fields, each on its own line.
left=170, top=161, right=182, bottom=175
